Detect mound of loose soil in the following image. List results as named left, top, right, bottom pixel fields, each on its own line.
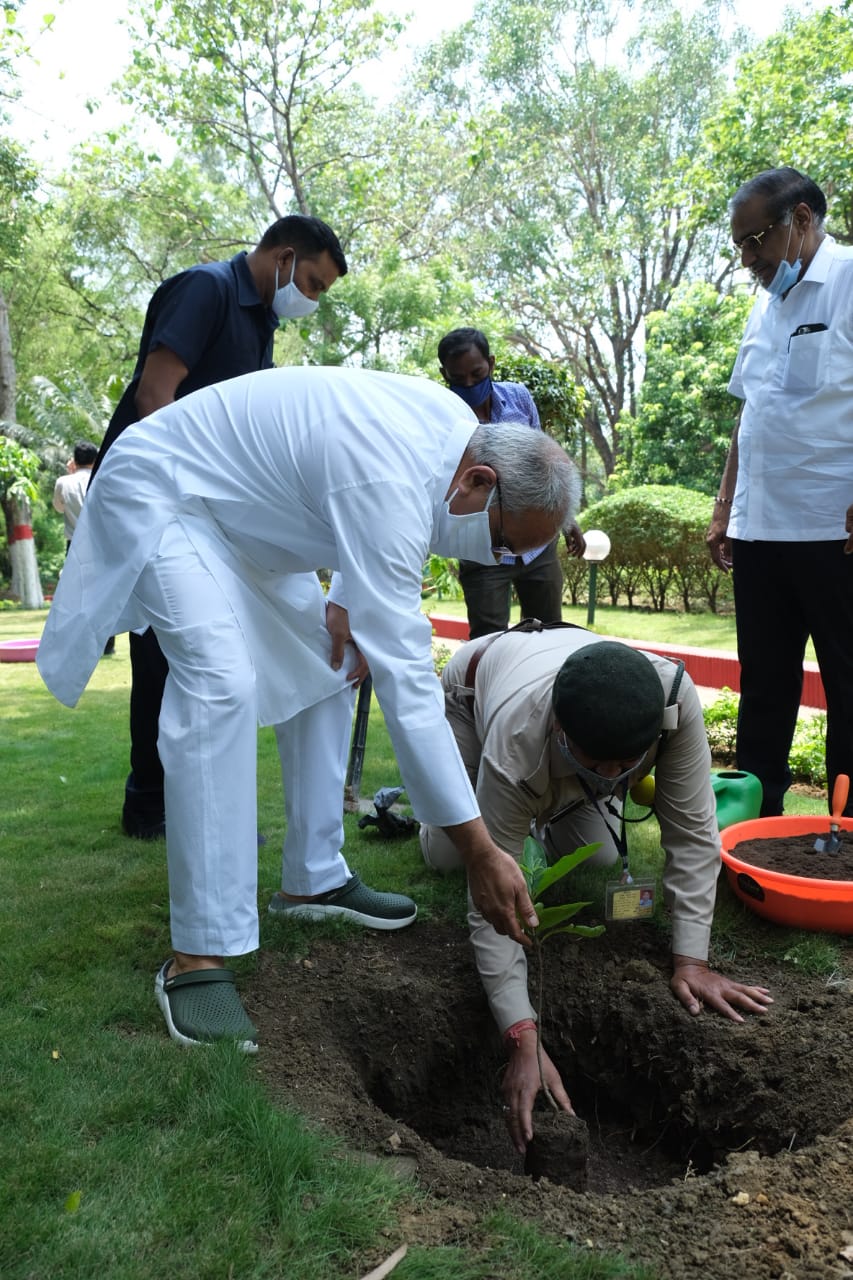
left=732, top=833, right=853, bottom=882
left=246, top=920, right=853, bottom=1280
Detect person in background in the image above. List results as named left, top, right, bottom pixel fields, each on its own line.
left=707, top=167, right=853, bottom=818
left=438, top=327, right=586, bottom=638
left=420, top=629, right=772, bottom=1152
left=53, top=440, right=98, bottom=550
left=91, top=214, right=348, bottom=839
left=53, top=440, right=114, bottom=655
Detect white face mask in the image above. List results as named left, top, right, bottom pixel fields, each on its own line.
left=557, top=733, right=648, bottom=797
left=430, top=485, right=498, bottom=564
left=272, top=255, right=319, bottom=320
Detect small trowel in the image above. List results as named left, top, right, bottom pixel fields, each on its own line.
left=814, top=773, right=850, bottom=854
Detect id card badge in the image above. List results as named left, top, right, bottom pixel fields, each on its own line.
left=605, top=878, right=657, bottom=922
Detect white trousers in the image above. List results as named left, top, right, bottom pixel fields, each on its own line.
left=132, top=521, right=355, bottom=956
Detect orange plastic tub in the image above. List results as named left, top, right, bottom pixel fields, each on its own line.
left=721, top=816, right=853, bottom=934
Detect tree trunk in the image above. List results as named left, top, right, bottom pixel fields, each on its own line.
left=0, top=287, right=43, bottom=607
left=6, top=494, right=44, bottom=607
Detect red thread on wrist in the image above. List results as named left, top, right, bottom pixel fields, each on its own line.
left=503, top=1018, right=537, bottom=1048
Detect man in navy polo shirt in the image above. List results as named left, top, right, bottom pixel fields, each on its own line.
left=92, top=213, right=348, bottom=839
left=438, top=327, right=585, bottom=638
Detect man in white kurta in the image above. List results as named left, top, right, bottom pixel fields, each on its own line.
left=37, top=365, right=573, bottom=1051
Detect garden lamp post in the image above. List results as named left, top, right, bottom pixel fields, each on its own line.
left=583, top=529, right=611, bottom=628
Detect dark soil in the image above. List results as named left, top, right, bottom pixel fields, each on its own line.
left=524, top=1110, right=590, bottom=1189
left=245, top=915, right=853, bottom=1279
left=733, top=833, right=853, bottom=882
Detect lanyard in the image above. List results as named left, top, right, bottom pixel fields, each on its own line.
left=576, top=776, right=632, bottom=882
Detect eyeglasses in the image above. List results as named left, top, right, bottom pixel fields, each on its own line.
left=557, top=730, right=648, bottom=779
left=731, top=219, right=781, bottom=257
left=490, top=476, right=516, bottom=559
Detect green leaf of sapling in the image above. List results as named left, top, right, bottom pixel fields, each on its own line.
left=534, top=842, right=602, bottom=895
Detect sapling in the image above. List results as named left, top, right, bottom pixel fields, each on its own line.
left=518, top=834, right=605, bottom=1110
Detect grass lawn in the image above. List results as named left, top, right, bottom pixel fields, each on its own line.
left=0, top=606, right=836, bottom=1279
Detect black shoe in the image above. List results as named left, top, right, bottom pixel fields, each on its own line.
left=102, top=637, right=116, bottom=656
left=122, top=808, right=166, bottom=840
left=123, top=778, right=166, bottom=840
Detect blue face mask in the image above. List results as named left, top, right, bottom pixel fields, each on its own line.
left=766, top=221, right=804, bottom=298
left=449, top=375, right=492, bottom=410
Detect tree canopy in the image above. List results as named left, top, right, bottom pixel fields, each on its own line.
left=613, top=282, right=753, bottom=495
left=3, top=0, right=853, bottom=596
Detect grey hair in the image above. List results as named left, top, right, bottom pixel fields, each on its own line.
left=729, top=167, right=827, bottom=229
left=466, top=424, right=580, bottom=529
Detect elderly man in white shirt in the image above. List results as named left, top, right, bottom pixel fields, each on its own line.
left=37, top=366, right=577, bottom=1052
left=707, top=166, right=853, bottom=821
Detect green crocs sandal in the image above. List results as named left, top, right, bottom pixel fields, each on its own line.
left=268, top=873, right=417, bottom=931
left=154, top=961, right=258, bottom=1054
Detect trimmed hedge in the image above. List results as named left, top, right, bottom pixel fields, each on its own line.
left=561, top=484, right=732, bottom=613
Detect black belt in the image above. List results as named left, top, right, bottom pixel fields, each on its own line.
left=463, top=619, right=587, bottom=712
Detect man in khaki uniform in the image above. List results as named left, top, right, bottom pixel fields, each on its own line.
left=420, top=628, right=772, bottom=1152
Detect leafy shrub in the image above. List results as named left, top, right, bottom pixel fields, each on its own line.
left=556, top=548, right=589, bottom=606
left=703, top=687, right=828, bottom=787
left=789, top=713, right=828, bottom=787
left=578, top=484, right=728, bottom=613
left=494, top=355, right=586, bottom=454
left=422, top=554, right=463, bottom=601
left=702, top=686, right=740, bottom=761
left=432, top=639, right=453, bottom=676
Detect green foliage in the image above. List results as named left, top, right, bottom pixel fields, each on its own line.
left=4, top=143, right=258, bottom=401
left=519, top=835, right=605, bottom=944
left=118, top=0, right=483, bottom=370
left=615, top=283, right=753, bottom=493
left=789, top=712, right=828, bottom=788
left=702, top=686, right=740, bottom=760
left=417, top=0, right=737, bottom=477
left=494, top=354, right=586, bottom=453
left=29, top=496, right=65, bottom=588
left=702, top=686, right=829, bottom=788
left=579, top=485, right=725, bottom=612
left=432, top=639, right=453, bottom=677
left=0, top=433, right=39, bottom=501
left=422, top=554, right=463, bottom=602
left=0, top=137, right=37, bottom=272
left=699, top=8, right=853, bottom=239
left=16, top=371, right=112, bottom=462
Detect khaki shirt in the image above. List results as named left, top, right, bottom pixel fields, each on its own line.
left=440, top=628, right=720, bottom=1031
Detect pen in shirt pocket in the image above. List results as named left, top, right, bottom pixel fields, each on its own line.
left=788, top=322, right=828, bottom=350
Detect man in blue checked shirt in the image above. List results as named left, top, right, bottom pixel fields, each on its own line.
left=438, top=327, right=586, bottom=637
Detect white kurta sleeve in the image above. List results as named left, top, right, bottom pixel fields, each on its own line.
left=324, top=479, right=479, bottom=828
left=467, top=754, right=541, bottom=1032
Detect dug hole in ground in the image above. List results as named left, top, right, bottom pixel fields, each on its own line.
left=253, top=633, right=851, bottom=1276
left=248, top=915, right=853, bottom=1280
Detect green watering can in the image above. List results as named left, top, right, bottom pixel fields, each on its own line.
left=630, top=768, right=763, bottom=830
left=711, top=769, right=763, bottom=829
